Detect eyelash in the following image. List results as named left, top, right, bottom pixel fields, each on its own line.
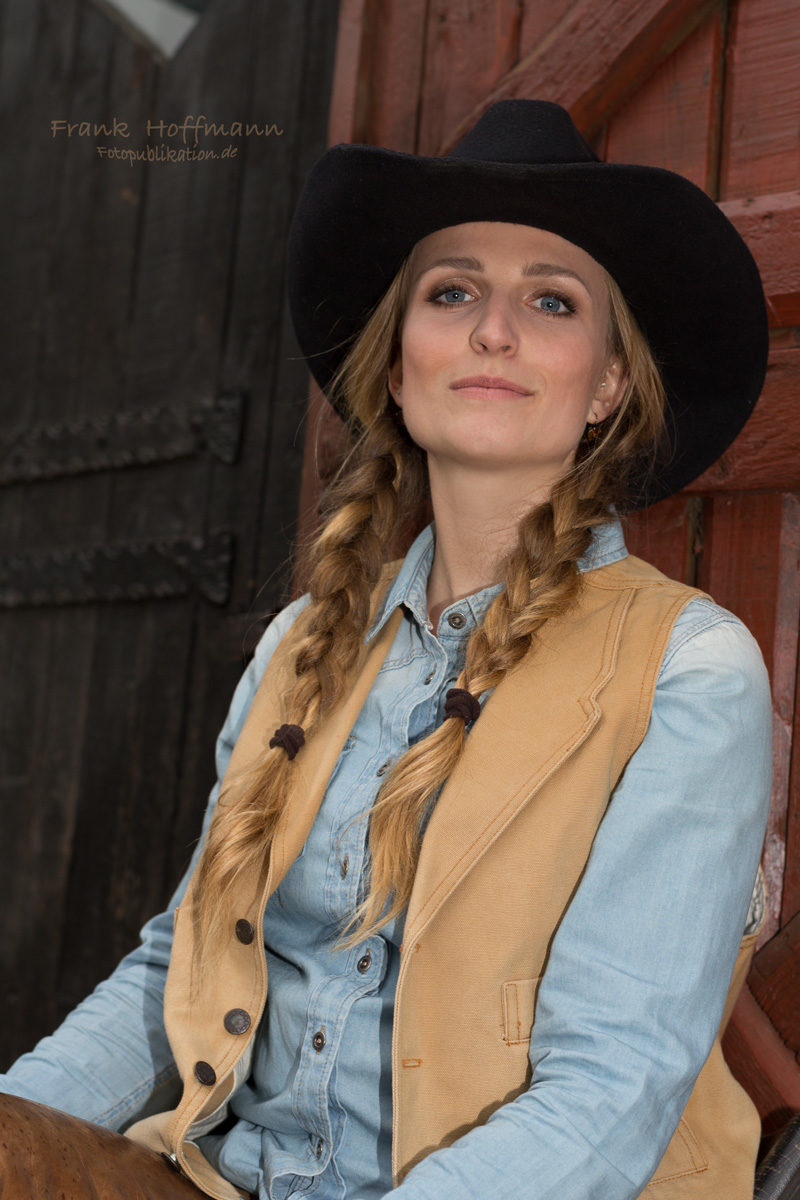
left=425, top=280, right=577, bottom=316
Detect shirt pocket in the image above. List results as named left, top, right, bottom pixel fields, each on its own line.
left=501, top=976, right=542, bottom=1045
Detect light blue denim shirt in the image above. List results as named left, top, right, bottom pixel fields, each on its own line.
left=0, top=517, right=772, bottom=1200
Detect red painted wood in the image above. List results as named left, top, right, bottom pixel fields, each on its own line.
left=622, top=496, right=694, bottom=583
left=604, top=10, right=723, bottom=193
left=688, top=348, right=800, bottom=494
left=417, top=0, right=524, bottom=155
left=719, top=0, right=800, bottom=201
left=723, top=985, right=800, bottom=1132
left=750, top=909, right=800, bottom=1060
left=327, top=0, right=373, bottom=144
left=518, top=0, right=574, bottom=59
left=438, top=0, right=720, bottom=149
left=720, top=192, right=800, bottom=328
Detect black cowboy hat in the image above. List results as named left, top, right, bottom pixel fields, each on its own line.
left=286, top=98, right=768, bottom=508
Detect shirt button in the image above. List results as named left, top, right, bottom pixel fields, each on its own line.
left=447, top=611, right=466, bottom=629
left=357, top=950, right=372, bottom=974
left=340, top=853, right=349, bottom=878
left=235, top=918, right=254, bottom=944
left=223, top=1008, right=251, bottom=1035
left=312, top=1029, right=326, bottom=1051
left=194, top=1060, right=216, bottom=1086
left=423, top=671, right=435, bottom=685
left=315, top=1136, right=325, bottom=1159
left=376, top=760, right=390, bottom=776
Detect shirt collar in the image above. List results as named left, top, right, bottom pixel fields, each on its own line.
left=365, top=514, right=628, bottom=645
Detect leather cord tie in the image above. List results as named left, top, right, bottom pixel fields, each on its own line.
left=444, top=687, right=481, bottom=724
left=269, top=723, right=305, bottom=760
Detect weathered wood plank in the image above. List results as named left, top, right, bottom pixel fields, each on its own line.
left=688, top=348, right=800, bottom=494
left=605, top=10, right=723, bottom=193
left=719, top=0, right=800, bottom=200
left=720, top=191, right=800, bottom=326
left=621, top=496, right=695, bottom=584
left=723, top=984, right=800, bottom=1134
left=416, top=0, right=523, bottom=155
left=438, top=0, right=720, bottom=148
left=750, top=908, right=800, bottom=1060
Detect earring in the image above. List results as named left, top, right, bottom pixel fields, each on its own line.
left=583, top=414, right=609, bottom=445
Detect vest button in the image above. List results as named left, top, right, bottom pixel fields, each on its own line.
left=161, top=1151, right=182, bottom=1174
left=235, top=918, right=255, bottom=944
left=447, top=611, right=466, bottom=629
left=357, top=950, right=372, bottom=974
left=312, top=1030, right=326, bottom=1051
left=224, top=1008, right=251, bottom=1035
left=194, top=1060, right=216, bottom=1086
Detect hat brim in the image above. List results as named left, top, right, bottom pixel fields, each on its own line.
left=287, top=143, right=769, bottom=509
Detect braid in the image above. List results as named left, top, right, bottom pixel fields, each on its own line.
left=191, top=412, right=415, bottom=955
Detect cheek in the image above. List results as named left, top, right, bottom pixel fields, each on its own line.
left=540, top=333, right=603, bottom=401
left=399, top=315, right=451, bottom=383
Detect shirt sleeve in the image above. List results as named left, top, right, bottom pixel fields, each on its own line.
left=0, top=593, right=312, bottom=1131
left=382, top=597, right=773, bottom=1200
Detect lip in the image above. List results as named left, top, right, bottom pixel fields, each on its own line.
left=451, top=374, right=532, bottom=395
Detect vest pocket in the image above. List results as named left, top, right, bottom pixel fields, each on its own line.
left=645, top=1117, right=708, bottom=1186
left=501, top=976, right=542, bottom=1045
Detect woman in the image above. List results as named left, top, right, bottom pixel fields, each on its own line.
left=0, top=99, right=772, bottom=1200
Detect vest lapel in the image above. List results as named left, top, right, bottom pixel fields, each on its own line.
left=403, top=578, right=634, bottom=945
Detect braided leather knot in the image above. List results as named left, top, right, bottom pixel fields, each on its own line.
left=269, top=723, right=305, bottom=760
left=443, top=687, right=481, bottom=725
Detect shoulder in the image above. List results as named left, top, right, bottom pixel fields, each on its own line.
left=658, top=594, right=770, bottom=698
left=251, top=592, right=313, bottom=675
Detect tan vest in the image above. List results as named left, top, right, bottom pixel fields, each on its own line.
left=126, top=552, right=762, bottom=1200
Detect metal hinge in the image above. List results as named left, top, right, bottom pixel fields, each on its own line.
left=0, top=530, right=233, bottom=607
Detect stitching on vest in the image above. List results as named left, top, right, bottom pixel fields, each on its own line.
left=624, top=592, right=700, bottom=763
left=644, top=1118, right=709, bottom=1185
left=405, top=587, right=632, bottom=943
left=402, top=1058, right=423, bottom=1068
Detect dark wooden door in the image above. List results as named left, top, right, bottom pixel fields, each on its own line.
left=295, top=0, right=800, bottom=1136
left=0, top=0, right=342, bottom=1067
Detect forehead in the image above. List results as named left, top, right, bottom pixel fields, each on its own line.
left=409, top=221, right=606, bottom=291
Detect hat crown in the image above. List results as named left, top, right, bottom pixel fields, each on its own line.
left=449, top=99, right=600, bottom=166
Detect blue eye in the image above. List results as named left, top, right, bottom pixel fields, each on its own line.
left=436, top=288, right=470, bottom=304
left=534, top=293, right=573, bottom=315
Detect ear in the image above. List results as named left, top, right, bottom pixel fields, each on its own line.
left=387, top=350, right=403, bottom=406
left=589, top=356, right=626, bottom=422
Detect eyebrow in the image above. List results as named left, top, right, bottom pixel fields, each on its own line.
left=416, top=255, right=590, bottom=291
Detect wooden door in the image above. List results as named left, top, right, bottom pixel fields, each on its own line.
left=0, top=0, right=342, bottom=1067
left=296, top=0, right=800, bottom=1137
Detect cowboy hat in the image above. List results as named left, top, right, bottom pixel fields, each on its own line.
left=286, top=99, right=768, bottom=507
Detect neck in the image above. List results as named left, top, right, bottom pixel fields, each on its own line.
left=425, top=459, right=557, bottom=624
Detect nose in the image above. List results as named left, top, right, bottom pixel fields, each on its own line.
left=468, top=291, right=518, bottom=355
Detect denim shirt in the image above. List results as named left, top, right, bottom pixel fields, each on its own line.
left=0, top=518, right=772, bottom=1200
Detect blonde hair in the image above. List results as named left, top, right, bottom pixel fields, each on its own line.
left=191, top=239, right=667, bottom=960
